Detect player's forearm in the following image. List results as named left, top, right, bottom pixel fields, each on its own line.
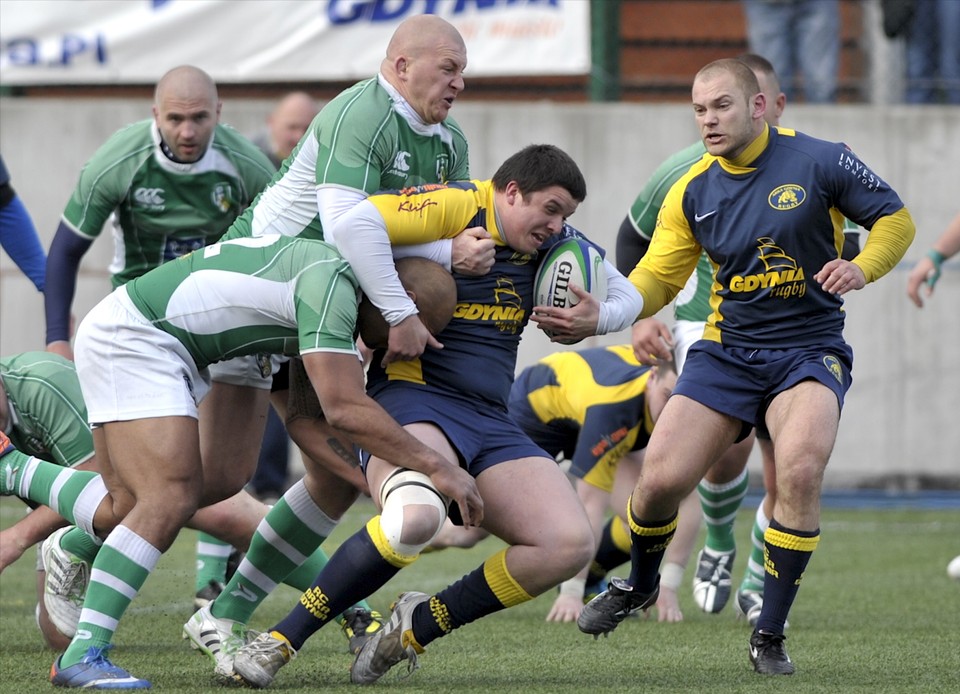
left=596, top=261, right=644, bottom=333
left=628, top=265, right=680, bottom=319
left=0, top=196, right=46, bottom=292
left=931, top=212, right=960, bottom=260
left=853, top=207, right=916, bottom=283
left=4, top=505, right=69, bottom=557
left=329, top=201, right=418, bottom=326
left=44, top=222, right=91, bottom=344
left=614, top=216, right=650, bottom=276
left=392, top=240, right=453, bottom=271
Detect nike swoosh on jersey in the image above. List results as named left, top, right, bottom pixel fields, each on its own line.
left=694, top=210, right=717, bottom=222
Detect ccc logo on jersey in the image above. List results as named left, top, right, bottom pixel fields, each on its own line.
left=768, top=184, right=806, bottom=211
left=134, top=187, right=165, bottom=208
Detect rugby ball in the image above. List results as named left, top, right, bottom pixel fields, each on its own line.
left=948, top=555, right=960, bottom=581
left=534, top=237, right=607, bottom=311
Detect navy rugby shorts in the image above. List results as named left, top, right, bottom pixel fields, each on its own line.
left=362, top=382, right=551, bottom=478
left=674, top=339, right=853, bottom=441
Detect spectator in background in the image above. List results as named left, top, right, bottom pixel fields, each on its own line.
left=906, top=211, right=960, bottom=307
left=0, top=153, right=46, bottom=292
left=251, top=91, right=320, bottom=168
left=742, top=0, right=839, bottom=103
left=246, top=92, right=320, bottom=506
left=902, top=1, right=960, bottom=104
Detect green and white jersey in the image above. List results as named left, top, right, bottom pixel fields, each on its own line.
left=627, top=141, right=713, bottom=323
left=62, top=119, right=276, bottom=287
left=124, top=235, right=361, bottom=369
left=0, top=352, right=92, bottom=467
left=221, top=75, right=470, bottom=243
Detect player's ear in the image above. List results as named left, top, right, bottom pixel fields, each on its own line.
left=504, top=181, right=521, bottom=206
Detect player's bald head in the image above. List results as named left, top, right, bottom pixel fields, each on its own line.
left=152, top=65, right=221, bottom=163
left=385, top=15, right=465, bottom=62
left=358, top=257, right=457, bottom=349
left=155, top=65, right=219, bottom=108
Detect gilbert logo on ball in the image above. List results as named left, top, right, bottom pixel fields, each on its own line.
left=534, top=237, right=607, bottom=310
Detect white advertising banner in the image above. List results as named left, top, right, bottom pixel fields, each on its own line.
left=0, top=0, right=591, bottom=85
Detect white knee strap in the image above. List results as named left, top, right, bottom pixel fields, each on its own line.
left=378, top=469, right=450, bottom=556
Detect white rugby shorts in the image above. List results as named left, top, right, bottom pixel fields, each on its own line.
left=74, top=287, right=210, bottom=424
left=671, top=319, right=708, bottom=374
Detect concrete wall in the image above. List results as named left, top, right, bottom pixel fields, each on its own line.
left=1, top=98, right=957, bottom=487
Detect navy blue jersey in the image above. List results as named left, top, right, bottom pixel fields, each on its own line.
left=363, top=178, right=604, bottom=409
left=633, top=125, right=906, bottom=348
left=509, top=345, right=655, bottom=492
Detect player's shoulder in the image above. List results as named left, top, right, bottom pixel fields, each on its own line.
left=211, top=124, right=275, bottom=171
left=772, top=126, right=846, bottom=158
left=441, top=114, right=469, bottom=146
left=85, top=119, right=154, bottom=167
left=321, top=77, right=389, bottom=122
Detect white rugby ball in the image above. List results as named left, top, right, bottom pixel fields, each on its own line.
left=948, top=555, right=960, bottom=581
left=534, top=237, right=607, bottom=311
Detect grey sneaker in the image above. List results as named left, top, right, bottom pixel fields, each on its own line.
left=735, top=589, right=788, bottom=629
left=341, top=606, right=385, bottom=655
left=735, top=589, right=763, bottom=626
left=577, top=576, right=659, bottom=637
left=749, top=629, right=795, bottom=675
left=182, top=605, right=252, bottom=679
left=41, top=527, right=89, bottom=637
left=192, top=579, right=224, bottom=611
left=350, top=592, right=429, bottom=684
left=233, top=631, right=297, bottom=688
left=692, top=548, right=735, bottom=613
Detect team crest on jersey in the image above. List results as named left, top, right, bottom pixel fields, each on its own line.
left=211, top=183, right=235, bottom=213
left=435, top=154, right=450, bottom=183
left=768, top=184, right=806, bottom=210
left=822, top=354, right=843, bottom=384
left=452, top=275, right=525, bottom=334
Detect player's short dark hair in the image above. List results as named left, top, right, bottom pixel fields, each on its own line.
left=492, top=144, right=587, bottom=203
left=737, top=53, right=781, bottom=94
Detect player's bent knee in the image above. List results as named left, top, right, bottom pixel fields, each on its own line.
left=378, top=469, right=450, bottom=555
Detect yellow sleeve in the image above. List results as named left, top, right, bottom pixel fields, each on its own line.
left=627, top=176, right=703, bottom=318
left=367, top=181, right=489, bottom=245
left=852, top=207, right=916, bottom=283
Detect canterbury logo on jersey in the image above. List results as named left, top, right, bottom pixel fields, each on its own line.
left=133, top=187, right=165, bottom=207
left=728, top=237, right=807, bottom=299
left=389, top=150, right=411, bottom=175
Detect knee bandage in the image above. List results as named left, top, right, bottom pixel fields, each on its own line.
left=378, top=469, right=450, bottom=556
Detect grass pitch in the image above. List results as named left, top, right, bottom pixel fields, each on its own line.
left=1, top=496, right=958, bottom=693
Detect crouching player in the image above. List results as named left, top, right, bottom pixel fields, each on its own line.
left=23, top=234, right=481, bottom=689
